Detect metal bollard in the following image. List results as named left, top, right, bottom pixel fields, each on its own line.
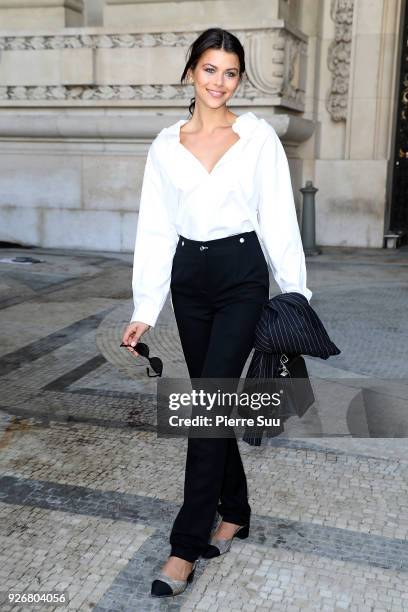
left=300, top=180, right=321, bottom=256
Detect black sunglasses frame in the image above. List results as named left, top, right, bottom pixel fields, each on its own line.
left=120, top=341, right=163, bottom=377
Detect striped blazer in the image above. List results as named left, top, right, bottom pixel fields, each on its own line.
left=242, top=292, right=341, bottom=445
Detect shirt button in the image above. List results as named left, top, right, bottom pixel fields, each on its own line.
left=239, top=237, right=245, bottom=243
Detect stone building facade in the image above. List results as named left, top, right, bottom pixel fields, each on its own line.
left=0, top=0, right=405, bottom=251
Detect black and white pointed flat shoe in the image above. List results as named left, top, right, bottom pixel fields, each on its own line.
left=151, top=560, right=197, bottom=597
left=201, top=523, right=250, bottom=559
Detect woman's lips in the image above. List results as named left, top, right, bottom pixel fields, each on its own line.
left=207, top=89, right=224, bottom=98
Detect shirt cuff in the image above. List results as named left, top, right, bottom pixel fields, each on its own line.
left=282, top=286, right=313, bottom=302
left=130, top=301, right=161, bottom=328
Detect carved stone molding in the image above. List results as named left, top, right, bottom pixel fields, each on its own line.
left=0, top=31, right=193, bottom=51
left=0, top=109, right=315, bottom=143
left=0, top=26, right=307, bottom=110
left=326, top=0, right=354, bottom=121
left=246, top=29, right=306, bottom=110
left=0, top=84, right=191, bottom=101
left=0, top=80, right=266, bottom=102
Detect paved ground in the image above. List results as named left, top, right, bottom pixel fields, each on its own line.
left=0, top=243, right=408, bottom=611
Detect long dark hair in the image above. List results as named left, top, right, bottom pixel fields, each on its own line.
left=180, top=28, right=246, bottom=117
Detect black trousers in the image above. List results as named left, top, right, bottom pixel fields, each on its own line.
left=169, top=230, right=269, bottom=562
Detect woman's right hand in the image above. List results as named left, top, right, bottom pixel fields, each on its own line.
left=121, top=321, right=151, bottom=358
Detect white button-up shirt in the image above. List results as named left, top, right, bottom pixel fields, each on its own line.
left=131, top=111, right=312, bottom=327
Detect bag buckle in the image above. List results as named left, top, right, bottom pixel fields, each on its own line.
left=279, top=354, right=290, bottom=377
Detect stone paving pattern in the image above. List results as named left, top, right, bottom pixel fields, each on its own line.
left=0, top=244, right=408, bottom=611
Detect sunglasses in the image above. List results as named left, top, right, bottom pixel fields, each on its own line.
left=120, top=341, right=163, bottom=377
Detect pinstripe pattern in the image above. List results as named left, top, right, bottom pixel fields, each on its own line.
left=250, top=292, right=340, bottom=370
left=242, top=292, right=340, bottom=446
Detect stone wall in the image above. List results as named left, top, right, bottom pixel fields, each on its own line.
left=0, top=0, right=84, bottom=29
left=298, top=0, right=402, bottom=247
left=0, top=0, right=313, bottom=251
left=0, top=0, right=404, bottom=250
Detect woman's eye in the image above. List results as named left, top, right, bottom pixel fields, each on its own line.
left=204, top=68, right=237, bottom=78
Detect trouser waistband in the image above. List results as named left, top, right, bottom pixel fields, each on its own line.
left=177, top=231, right=257, bottom=251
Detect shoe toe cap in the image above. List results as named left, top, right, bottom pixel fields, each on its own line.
left=151, top=579, right=173, bottom=597
left=201, top=544, right=221, bottom=559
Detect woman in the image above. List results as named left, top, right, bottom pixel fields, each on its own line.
left=121, top=27, right=312, bottom=597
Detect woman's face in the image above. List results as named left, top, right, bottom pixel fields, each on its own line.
left=188, top=48, right=241, bottom=109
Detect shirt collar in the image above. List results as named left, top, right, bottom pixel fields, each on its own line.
left=162, top=111, right=259, bottom=144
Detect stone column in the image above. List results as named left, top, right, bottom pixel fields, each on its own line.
left=311, top=0, right=403, bottom=248
left=0, top=0, right=84, bottom=29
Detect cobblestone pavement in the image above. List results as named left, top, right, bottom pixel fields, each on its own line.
left=0, top=244, right=408, bottom=612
